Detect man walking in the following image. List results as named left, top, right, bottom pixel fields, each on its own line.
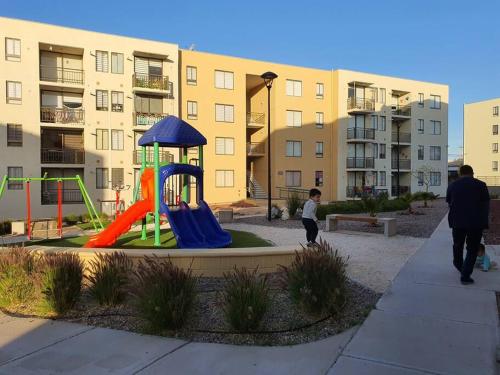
left=446, top=165, right=490, bottom=285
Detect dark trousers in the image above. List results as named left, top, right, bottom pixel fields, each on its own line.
left=452, top=228, right=483, bottom=279
left=302, top=218, right=318, bottom=243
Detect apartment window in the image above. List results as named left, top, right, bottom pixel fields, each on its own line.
left=316, top=112, right=324, bottom=128
left=493, top=161, right=499, bottom=172
left=96, top=90, right=109, bottom=111
left=494, top=106, right=499, bottom=116
left=379, top=171, right=387, bottom=187
left=5, top=38, right=21, bottom=61
left=214, top=70, right=234, bottom=89
left=316, top=83, right=324, bottom=98
left=7, top=124, right=22, bottom=147
left=431, top=120, right=441, bottom=135
left=379, top=144, right=386, bottom=159
left=418, top=93, right=424, bottom=107
left=286, top=110, right=302, bottom=127
left=7, top=167, right=23, bottom=190
left=493, top=143, right=499, bottom=153
left=430, top=146, right=441, bottom=160
left=285, top=171, right=301, bottom=187
left=316, top=142, right=324, bottom=158
left=6, top=81, right=22, bottom=104
left=215, top=104, right=234, bottom=122
left=111, top=129, right=124, bottom=150
left=493, top=125, right=498, bottom=135
left=418, top=119, right=424, bottom=134
left=286, top=79, right=302, bottom=97
left=111, top=53, right=124, bottom=74
left=430, top=172, right=441, bottom=186
left=96, top=129, right=109, bottom=150
left=111, top=168, right=124, bottom=187
left=418, top=172, right=424, bottom=186
left=418, top=145, right=424, bottom=160
left=215, top=137, right=234, bottom=155
left=96, top=168, right=109, bottom=189
left=187, top=101, right=198, bottom=119
left=286, top=141, right=302, bottom=157
left=373, top=144, right=378, bottom=159
left=111, top=91, right=124, bottom=112
left=430, top=94, right=441, bottom=109
left=379, top=88, right=386, bottom=104
left=215, top=170, right=234, bottom=187
left=187, top=66, right=197, bottom=85
left=315, top=171, right=324, bottom=187
left=371, top=115, right=378, bottom=129
left=96, top=50, right=109, bottom=72
left=379, top=116, right=386, bottom=131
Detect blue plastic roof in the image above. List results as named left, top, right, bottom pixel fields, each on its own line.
left=138, top=116, right=207, bottom=147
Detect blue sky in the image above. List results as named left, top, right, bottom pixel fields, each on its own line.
left=3, top=0, right=499, bottom=160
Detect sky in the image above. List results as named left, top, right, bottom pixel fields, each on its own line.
left=2, top=0, right=499, bottom=160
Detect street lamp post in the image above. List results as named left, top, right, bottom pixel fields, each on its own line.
left=261, top=71, right=278, bottom=221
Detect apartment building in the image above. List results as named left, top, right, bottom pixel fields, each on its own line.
left=464, top=98, right=500, bottom=185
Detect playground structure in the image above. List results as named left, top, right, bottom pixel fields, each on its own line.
left=84, top=116, right=232, bottom=249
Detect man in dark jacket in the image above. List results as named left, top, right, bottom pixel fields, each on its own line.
left=446, top=165, right=490, bottom=285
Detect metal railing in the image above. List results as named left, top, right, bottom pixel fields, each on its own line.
left=346, top=157, right=375, bottom=169
left=391, top=159, right=411, bottom=170
left=132, top=73, right=171, bottom=92
left=277, top=187, right=309, bottom=200
left=41, top=148, right=85, bottom=164
left=392, top=131, right=411, bottom=143
left=40, top=107, right=85, bottom=124
left=39, top=66, right=84, bottom=85
left=134, top=112, right=168, bottom=126
left=347, top=97, right=375, bottom=111
left=246, top=112, right=265, bottom=126
left=247, top=142, right=265, bottom=156
left=477, top=176, right=500, bottom=186
left=347, top=127, right=375, bottom=140
left=392, top=104, right=412, bottom=117
left=346, top=186, right=389, bottom=198
left=391, top=186, right=410, bottom=196
left=41, top=189, right=84, bottom=205
left=133, top=149, right=173, bottom=165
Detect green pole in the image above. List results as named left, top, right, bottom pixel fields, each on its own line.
left=0, top=175, right=7, bottom=202
left=76, top=177, right=98, bottom=231
left=198, top=145, right=204, bottom=170
left=77, top=175, right=103, bottom=230
left=141, top=145, right=147, bottom=240
left=182, top=147, right=189, bottom=202
left=153, top=142, right=161, bottom=246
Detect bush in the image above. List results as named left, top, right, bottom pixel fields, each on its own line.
left=98, top=212, right=109, bottom=221
left=361, top=195, right=379, bottom=217
left=86, top=252, right=133, bottom=306
left=400, top=193, right=415, bottom=214
left=279, top=238, right=348, bottom=316
left=287, top=193, right=304, bottom=218
left=79, top=213, right=90, bottom=223
left=222, top=267, right=270, bottom=332
left=0, top=221, right=12, bottom=235
left=132, top=256, right=196, bottom=330
left=378, top=197, right=409, bottom=212
left=63, top=214, right=79, bottom=226
left=317, top=198, right=409, bottom=220
left=40, top=253, right=84, bottom=314
left=0, top=247, right=36, bottom=307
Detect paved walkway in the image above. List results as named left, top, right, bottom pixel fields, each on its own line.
left=0, top=218, right=498, bottom=374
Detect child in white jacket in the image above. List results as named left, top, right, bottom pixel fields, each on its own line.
left=302, top=188, right=321, bottom=246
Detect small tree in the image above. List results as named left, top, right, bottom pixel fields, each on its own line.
left=411, top=165, right=437, bottom=208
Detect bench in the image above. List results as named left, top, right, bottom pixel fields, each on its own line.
left=325, top=214, right=397, bottom=237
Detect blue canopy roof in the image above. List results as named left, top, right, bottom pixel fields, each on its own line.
left=138, top=115, right=207, bottom=147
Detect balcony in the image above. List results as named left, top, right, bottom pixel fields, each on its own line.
left=391, top=131, right=411, bottom=143
left=134, top=112, right=168, bottom=126
left=40, top=107, right=85, bottom=125
left=133, top=149, right=173, bottom=165
left=391, top=185, right=410, bottom=196
left=132, top=73, right=173, bottom=96
left=347, top=127, right=375, bottom=141
left=247, top=142, right=265, bottom=157
left=391, top=159, right=411, bottom=170
left=347, top=97, right=375, bottom=113
left=346, top=157, right=375, bottom=169
left=247, top=112, right=265, bottom=127
left=41, top=148, right=85, bottom=164
left=391, top=104, right=412, bottom=118
left=42, top=189, right=83, bottom=205
left=40, top=66, right=84, bottom=85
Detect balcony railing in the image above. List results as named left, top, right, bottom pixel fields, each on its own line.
left=134, top=112, right=168, bottom=126
left=39, top=66, right=84, bottom=85
left=346, top=186, right=389, bottom=198
left=277, top=187, right=309, bottom=200
left=347, top=127, right=375, bottom=140
left=247, top=112, right=265, bottom=126
left=477, top=176, right=500, bottom=186
left=391, top=131, right=411, bottom=143
left=391, top=159, right=411, bottom=170
left=391, top=186, right=410, bottom=196
left=132, top=73, right=172, bottom=92
left=133, top=149, right=173, bottom=165
left=347, top=97, right=375, bottom=112
left=40, top=107, right=85, bottom=124
left=41, top=148, right=85, bottom=164
left=346, top=157, right=375, bottom=169
left=392, top=104, right=412, bottom=117
left=42, top=189, right=83, bottom=205
left=247, top=142, right=265, bottom=156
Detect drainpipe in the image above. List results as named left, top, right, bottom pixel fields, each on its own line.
left=397, top=123, right=400, bottom=197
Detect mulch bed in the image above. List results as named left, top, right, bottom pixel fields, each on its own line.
left=484, top=200, right=500, bottom=245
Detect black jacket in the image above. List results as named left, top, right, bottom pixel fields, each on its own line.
left=446, top=176, right=490, bottom=229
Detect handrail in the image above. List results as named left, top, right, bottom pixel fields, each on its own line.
left=39, top=65, right=84, bottom=85
left=134, top=112, right=168, bottom=126
left=247, top=142, right=265, bottom=155
left=392, top=132, right=411, bottom=143
left=277, top=186, right=309, bottom=200
left=40, top=107, right=85, bottom=124
left=133, top=149, right=172, bottom=165
left=347, top=97, right=375, bottom=111
left=391, top=186, right=410, bottom=195
left=347, top=127, right=375, bottom=140
left=133, top=73, right=170, bottom=91
left=391, top=159, right=411, bottom=169
left=247, top=112, right=265, bottom=125
left=346, top=157, right=375, bottom=169
left=391, top=104, right=412, bottom=117
left=41, top=148, right=85, bottom=164
left=477, top=176, right=500, bottom=186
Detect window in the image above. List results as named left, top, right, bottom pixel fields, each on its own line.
left=379, top=88, right=386, bottom=104
left=315, top=171, right=324, bottom=187
left=316, top=83, right=324, bottom=98
left=418, top=171, right=424, bottom=186
left=215, top=170, right=234, bottom=187
left=96, top=50, right=109, bottom=72
left=215, top=104, right=234, bottom=122
left=373, top=144, right=378, bottom=159
left=7, top=167, right=23, bottom=190
left=111, top=91, right=124, bottom=112
left=5, top=38, right=21, bottom=61
left=430, top=146, right=441, bottom=160
left=187, top=66, right=197, bottom=85
left=379, top=116, right=386, bottom=131
left=6, top=81, right=21, bottom=104
left=418, top=119, right=424, bottom=134
left=379, top=144, right=386, bottom=159
left=285, top=171, right=301, bottom=187
left=494, top=106, right=499, bottom=116
left=96, top=129, right=109, bottom=150
left=430, top=172, right=441, bottom=186
left=431, top=120, right=441, bottom=135
left=430, top=94, right=441, bottom=109
left=418, top=145, right=424, bottom=160
left=96, top=168, right=109, bottom=189
left=111, top=168, right=124, bottom=187
left=134, top=94, right=163, bottom=114
left=111, top=53, right=124, bottom=74
left=7, top=124, right=22, bottom=147
left=96, top=90, right=108, bottom=111
left=371, top=115, right=378, bottom=129
left=286, top=110, right=302, bottom=127
left=493, top=125, right=498, bottom=135
left=286, top=141, right=302, bottom=157
left=316, top=112, right=324, bottom=128
left=111, top=129, right=124, bottom=150
left=379, top=171, right=387, bottom=187
left=214, top=70, right=234, bottom=89
left=215, top=137, right=234, bottom=155
left=316, top=142, right=324, bottom=158
left=493, top=161, right=498, bottom=172
left=286, top=79, right=302, bottom=97
left=418, top=93, right=424, bottom=107
left=493, top=143, right=499, bottom=153
left=187, top=101, right=198, bottom=119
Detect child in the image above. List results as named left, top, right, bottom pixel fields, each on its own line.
left=302, top=188, right=321, bottom=246
left=475, top=243, right=496, bottom=272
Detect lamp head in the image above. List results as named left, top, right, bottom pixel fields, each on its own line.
left=261, top=71, right=278, bottom=88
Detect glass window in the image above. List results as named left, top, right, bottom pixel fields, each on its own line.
left=430, top=146, right=441, bottom=160
left=215, top=137, right=234, bottom=155
left=418, top=145, right=424, bottom=160
left=215, top=170, right=234, bottom=187
left=379, top=144, right=386, bottom=159
left=96, top=50, right=109, bottom=72
left=286, top=79, right=302, bottom=97
left=418, top=119, right=424, bottom=134
left=187, top=101, right=198, bottom=119
left=111, top=53, right=124, bottom=74
left=96, top=90, right=108, bottom=111
left=493, top=143, right=499, bottom=153
left=5, top=38, right=21, bottom=61
left=285, top=171, right=301, bottom=187
left=379, top=88, right=386, bottom=104
left=187, top=66, right=197, bottom=85
left=96, top=168, right=109, bottom=189
left=379, top=116, right=386, bottom=131
left=286, top=110, right=302, bottom=127
left=430, top=172, right=441, bottom=186
left=215, top=104, right=234, bottom=122
left=379, top=171, right=387, bottom=186
left=316, top=83, right=324, bottom=98
left=7, top=167, right=23, bottom=190
left=7, top=124, right=22, bottom=147
left=215, top=70, right=234, bottom=89
left=316, top=142, right=324, bottom=158
left=371, top=115, right=378, bottom=129
left=96, top=129, right=109, bottom=150
left=430, top=94, right=441, bottom=109
left=111, top=91, right=124, bottom=112
left=494, top=106, right=499, bottom=116
left=418, top=93, right=424, bottom=107
left=316, top=112, right=324, bottom=128
left=493, top=161, right=498, bottom=172
left=111, top=168, right=124, bottom=187
left=6, top=81, right=22, bottom=104
left=418, top=171, right=424, bottom=186
left=111, top=129, right=124, bottom=150
left=431, top=120, right=441, bottom=135
left=315, top=171, right=323, bottom=187
left=286, top=141, right=302, bottom=157
left=493, top=125, right=498, bottom=135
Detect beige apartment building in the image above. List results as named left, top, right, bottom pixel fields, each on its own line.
left=0, top=17, right=449, bottom=220
left=464, top=98, right=500, bottom=185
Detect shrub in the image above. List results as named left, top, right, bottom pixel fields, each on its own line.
left=287, top=193, right=304, bottom=218
left=0, top=247, right=36, bottom=307
left=400, top=193, right=416, bottom=214
left=316, top=201, right=365, bottom=220
left=79, top=213, right=90, bottom=223
left=98, top=212, right=109, bottom=221
left=361, top=195, right=379, bottom=217
left=63, top=214, right=79, bottom=226
left=279, top=238, right=348, bottom=316
left=40, top=253, right=84, bottom=314
left=132, top=256, right=196, bottom=330
left=86, top=252, right=133, bottom=306
left=378, top=197, right=409, bottom=212
left=0, top=221, right=12, bottom=236
left=222, top=267, right=270, bottom=332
